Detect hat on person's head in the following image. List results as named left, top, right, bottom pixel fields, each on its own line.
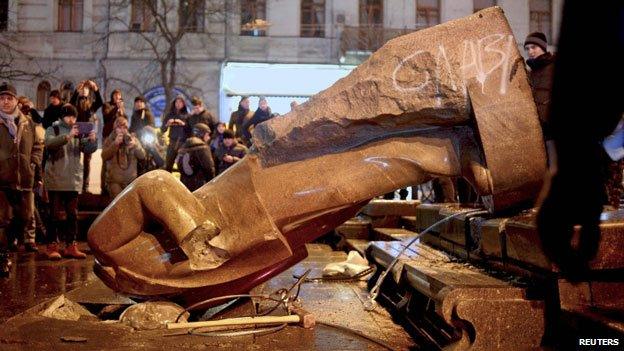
left=134, top=96, right=146, bottom=103
left=0, top=82, right=17, bottom=98
left=524, top=32, right=548, bottom=52
left=60, top=103, right=77, bottom=117
left=191, top=96, right=203, bottom=106
left=49, top=90, right=61, bottom=99
left=192, top=123, right=211, bottom=138
left=223, top=129, right=235, bottom=139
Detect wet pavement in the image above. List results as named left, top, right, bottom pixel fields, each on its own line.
left=0, top=243, right=416, bottom=350
left=0, top=243, right=95, bottom=323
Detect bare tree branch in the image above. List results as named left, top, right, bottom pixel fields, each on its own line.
left=0, top=37, right=58, bottom=82
left=94, top=0, right=232, bottom=114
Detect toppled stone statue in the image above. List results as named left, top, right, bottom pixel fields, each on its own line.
left=88, top=7, right=545, bottom=306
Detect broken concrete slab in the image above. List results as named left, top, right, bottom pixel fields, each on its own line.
left=39, top=295, right=96, bottom=322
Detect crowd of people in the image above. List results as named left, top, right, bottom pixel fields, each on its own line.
left=0, top=79, right=284, bottom=271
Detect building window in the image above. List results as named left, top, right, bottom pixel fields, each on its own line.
left=474, top=0, right=496, bottom=13
left=529, top=0, right=552, bottom=41
left=36, top=81, right=51, bottom=111
left=0, top=0, right=8, bottom=31
left=359, top=0, right=383, bottom=28
left=416, top=0, right=440, bottom=28
left=241, top=0, right=267, bottom=36
left=58, top=0, right=83, bottom=32
left=131, top=0, right=156, bottom=32
left=301, top=0, right=325, bottom=38
left=179, top=0, right=205, bottom=32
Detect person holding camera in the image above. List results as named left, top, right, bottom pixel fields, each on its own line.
left=101, top=89, right=128, bottom=195
left=102, top=117, right=146, bottom=199
left=69, top=79, right=102, bottom=194
left=129, top=96, right=155, bottom=135
left=214, top=129, right=248, bottom=175
left=103, top=89, right=126, bottom=139
left=136, top=125, right=165, bottom=176
left=44, top=104, right=97, bottom=260
left=176, top=123, right=215, bottom=191
left=161, top=95, right=188, bottom=172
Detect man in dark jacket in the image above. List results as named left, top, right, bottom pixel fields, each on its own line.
left=186, top=96, right=218, bottom=137
left=242, top=96, right=272, bottom=144
left=161, top=95, right=188, bottom=172
left=0, top=82, right=44, bottom=272
left=43, top=90, right=63, bottom=129
left=176, top=123, right=215, bottom=191
left=102, top=89, right=126, bottom=140
left=228, top=96, right=253, bottom=143
left=129, top=96, right=155, bottom=135
left=44, top=104, right=97, bottom=260
left=524, top=32, right=555, bottom=142
left=69, top=80, right=103, bottom=193
left=215, top=129, right=247, bottom=174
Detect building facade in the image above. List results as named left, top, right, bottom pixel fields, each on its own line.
left=0, top=0, right=563, bottom=120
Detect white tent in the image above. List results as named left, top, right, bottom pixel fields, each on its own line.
left=219, top=62, right=356, bottom=121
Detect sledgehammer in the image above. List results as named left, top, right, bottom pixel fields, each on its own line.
left=166, top=306, right=315, bottom=330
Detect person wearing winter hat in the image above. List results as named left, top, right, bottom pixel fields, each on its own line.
left=524, top=31, right=556, bottom=162
left=0, top=82, right=43, bottom=265
left=214, top=129, right=248, bottom=175
left=43, top=103, right=97, bottom=260
left=176, top=122, right=215, bottom=191
left=43, top=90, right=63, bottom=129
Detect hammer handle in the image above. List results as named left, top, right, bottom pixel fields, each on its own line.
left=167, top=315, right=301, bottom=330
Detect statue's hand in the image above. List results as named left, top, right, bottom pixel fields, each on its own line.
left=87, top=170, right=230, bottom=273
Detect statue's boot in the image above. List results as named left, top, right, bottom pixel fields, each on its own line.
left=88, top=7, right=546, bottom=306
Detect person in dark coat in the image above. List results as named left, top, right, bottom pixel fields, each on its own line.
left=44, top=104, right=97, bottom=260
left=0, top=82, right=44, bottom=266
left=524, top=32, right=555, bottom=142
left=214, top=129, right=248, bottom=174
left=43, top=90, right=63, bottom=129
left=101, top=89, right=128, bottom=195
left=228, top=96, right=253, bottom=144
left=69, top=80, right=103, bottom=193
left=186, top=96, right=218, bottom=137
left=129, top=96, right=155, bottom=135
left=242, top=96, right=272, bottom=144
left=210, top=122, right=226, bottom=153
left=102, top=89, right=126, bottom=140
left=176, top=123, right=215, bottom=191
left=161, top=95, right=188, bottom=172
